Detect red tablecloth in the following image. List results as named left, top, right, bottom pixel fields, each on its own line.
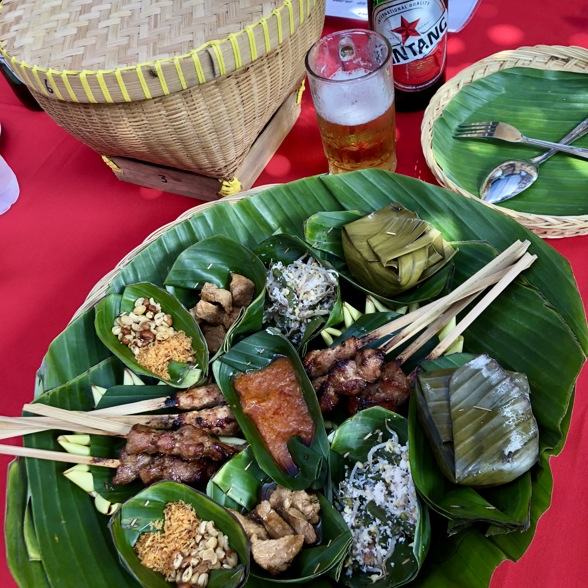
left=1, top=1, right=587, bottom=586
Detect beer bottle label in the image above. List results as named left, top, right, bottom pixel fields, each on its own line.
left=372, top=0, right=448, bottom=91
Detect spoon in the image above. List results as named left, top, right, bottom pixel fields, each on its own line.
left=480, top=116, right=588, bottom=204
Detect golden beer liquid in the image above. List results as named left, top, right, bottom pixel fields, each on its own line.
left=316, top=100, right=397, bottom=175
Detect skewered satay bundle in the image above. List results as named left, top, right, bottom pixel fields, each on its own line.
left=304, top=240, right=536, bottom=418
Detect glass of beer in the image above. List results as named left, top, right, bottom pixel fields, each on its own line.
left=305, top=29, right=397, bottom=175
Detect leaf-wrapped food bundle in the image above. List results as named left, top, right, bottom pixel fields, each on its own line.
left=416, top=354, right=539, bottom=487
left=341, top=204, right=456, bottom=298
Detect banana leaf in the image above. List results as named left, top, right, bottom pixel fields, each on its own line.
left=253, top=234, right=344, bottom=348
left=109, top=481, right=250, bottom=588
left=431, top=67, right=588, bottom=215
left=8, top=170, right=587, bottom=588
left=21, top=361, right=140, bottom=587
left=164, top=235, right=267, bottom=357
left=410, top=353, right=535, bottom=534
left=213, top=329, right=330, bottom=491
left=207, top=446, right=352, bottom=584
left=95, top=384, right=175, bottom=409
left=5, top=459, right=50, bottom=587
left=304, top=209, right=455, bottom=305
left=330, top=407, right=430, bottom=587
left=95, top=282, right=208, bottom=388
left=35, top=310, right=111, bottom=397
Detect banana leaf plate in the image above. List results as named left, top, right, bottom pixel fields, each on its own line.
left=421, top=44, right=588, bottom=238
left=6, top=169, right=587, bottom=588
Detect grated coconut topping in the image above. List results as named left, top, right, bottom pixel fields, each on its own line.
left=334, top=428, right=418, bottom=582
left=263, top=255, right=338, bottom=344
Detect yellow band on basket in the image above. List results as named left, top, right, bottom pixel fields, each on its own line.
left=284, top=0, right=295, bottom=35
left=96, top=71, right=113, bottom=103
left=228, top=34, right=243, bottom=70
left=80, top=70, right=97, bottom=103
left=296, top=79, right=305, bottom=104
left=135, top=67, right=152, bottom=99
left=218, top=178, right=243, bottom=197
left=114, top=70, right=132, bottom=102
left=173, top=57, right=187, bottom=90
left=272, top=9, right=284, bottom=43
left=101, top=156, right=121, bottom=172
left=31, top=66, right=50, bottom=97
left=191, top=53, right=206, bottom=84
left=259, top=18, right=271, bottom=54
left=45, top=71, right=64, bottom=101
left=245, top=26, right=258, bottom=61
left=154, top=62, right=169, bottom=95
left=298, top=0, right=305, bottom=24
left=209, top=41, right=227, bottom=76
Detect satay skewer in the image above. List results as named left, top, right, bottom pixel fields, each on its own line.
left=0, top=443, right=119, bottom=467
left=6, top=403, right=240, bottom=440
left=92, top=383, right=225, bottom=417
left=304, top=240, right=533, bottom=379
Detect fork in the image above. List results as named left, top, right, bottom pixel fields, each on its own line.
left=454, top=121, right=588, bottom=160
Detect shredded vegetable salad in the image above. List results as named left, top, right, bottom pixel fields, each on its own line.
left=263, top=255, right=338, bottom=344
left=334, top=428, right=418, bottom=581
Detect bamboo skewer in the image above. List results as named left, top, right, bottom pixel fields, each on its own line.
left=394, top=294, right=476, bottom=365
left=360, top=240, right=531, bottom=349
left=21, top=404, right=130, bottom=436
left=427, top=251, right=537, bottom=360
left=0, top=443, right=119, bottom=468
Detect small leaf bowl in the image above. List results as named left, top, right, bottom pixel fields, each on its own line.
left=213, top=329, right=330, bottom=491
left=164, top=235, right=267, bottom=358
left=330, top=407, right=431, bottom=587
left=95, top=282, right=209, bottom=388
left=206, top=447, right=352, bottom=584
left=109, top=481, right=250, bottom=588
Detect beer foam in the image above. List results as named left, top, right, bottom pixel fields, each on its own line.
left=314, top=68, right=393, bottom=125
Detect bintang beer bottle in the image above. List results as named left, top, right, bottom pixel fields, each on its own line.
left=368, top=0, right=448, bottom=111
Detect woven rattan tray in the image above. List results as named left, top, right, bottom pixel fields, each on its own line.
left=421, top=44, right=588, bottom=239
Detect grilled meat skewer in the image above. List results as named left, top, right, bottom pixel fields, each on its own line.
left=112, top=450, right=220, bottom=486
left=128, top=404, right=240, bottom=436
left=124, top=423, right=241, bottom=462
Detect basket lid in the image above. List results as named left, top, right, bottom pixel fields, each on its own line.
left=0, top=0, right=313, bottom=103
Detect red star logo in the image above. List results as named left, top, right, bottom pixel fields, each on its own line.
left=392, top=16, right=421, bottom=44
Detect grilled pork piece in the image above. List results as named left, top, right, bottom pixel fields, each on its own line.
left=348, top=360, right=410, bottom=415
left=139, top=405, right=240, bottom=436
left=113, top=451, right=219, bottom=487
left=124, top=424, right=239, bottom=461
left=163, top=383, right=226, bottom=411
left=303, top=336, right=361, bottom=378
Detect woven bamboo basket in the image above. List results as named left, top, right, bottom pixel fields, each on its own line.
left=0, top=0, right=325, bottom=182
left=421, top=44, right=588, bottom=239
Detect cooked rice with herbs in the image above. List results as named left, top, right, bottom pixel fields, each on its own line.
left=334, top=428, right=418, bottom=581
left=263, top=255, right=338, bottom=344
